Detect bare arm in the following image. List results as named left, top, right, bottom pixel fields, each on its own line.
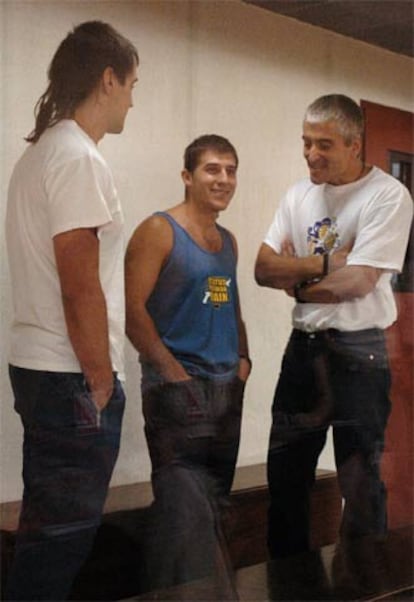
left=125, top=215, right=190, bottom=382
left=53, top=228, right=113, bottom=410
left=255, top=240, right=351, bottom=290
left=229, top=232, right=251, bottom=382
left=255, top=243, right=325, bottom=289
left=236, top=310, right=251, bottom=381
left=295, top=264, right=383, bottom=303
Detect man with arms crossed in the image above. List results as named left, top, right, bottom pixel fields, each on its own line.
left=5, top=21, right=138, bottom=600
left=125, top=135, right=251, bottom=589
left=255, top=94, right=413, bottom=558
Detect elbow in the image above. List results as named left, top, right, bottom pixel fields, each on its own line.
left=333, top=266, right=381, bottom=302
left=125, top=319, right=134, bottom=344
left=125, top=301, right=147, bottom=352
left=254, top=271, right=265, bottom=287
left=125, top=308, right=137, bottom=342
left=60, top=285, right=101, bottom=306
left=125, top=319, right=141, bottom=353
left=346, top=268, right=381, bottom=300
left=255, top=264, right=287, bottom=289
left=339, top=282, right=377, bottom=302
left=254, top=264, right=269, bottom=287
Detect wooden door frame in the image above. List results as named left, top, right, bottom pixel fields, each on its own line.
left=360, top=99, right=414, bottom=528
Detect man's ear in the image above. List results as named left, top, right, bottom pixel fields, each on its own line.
left=352, top=135, right=363, bottom=159
left=181, top=169, right=192, bottom=187
left=101, top=66, right=116, bottom=95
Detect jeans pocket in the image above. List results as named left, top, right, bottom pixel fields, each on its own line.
left=74, top=382, right=100, bottom=432
left=9, top=365, right=43, bottom=426
left=166, top=379, right=206, bottom=423
left=144, top=378, right=207, bottom=428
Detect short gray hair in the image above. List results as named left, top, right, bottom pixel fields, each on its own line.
left=304, top=94, right=364, bottom=144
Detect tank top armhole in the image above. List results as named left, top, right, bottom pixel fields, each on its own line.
left=152, top=211, right=176, bottom=275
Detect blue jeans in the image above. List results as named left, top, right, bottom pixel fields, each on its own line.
left=6, top=366, right=125, bottom=601
left=141, top=375, right=244, bottom=591
left=267, top=329, right=391, bottom=558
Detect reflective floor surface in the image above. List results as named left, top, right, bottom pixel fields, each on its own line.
left=123, top=525, right=414, bottom=601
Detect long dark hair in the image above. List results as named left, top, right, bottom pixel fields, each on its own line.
left=26, top=21, right=138, bottom=143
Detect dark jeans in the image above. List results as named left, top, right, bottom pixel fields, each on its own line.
left=141, top=375, right=244, bottom=591
left=267, top=329, right=391, bottom=558
left=6, top=366, right=125, bottom=601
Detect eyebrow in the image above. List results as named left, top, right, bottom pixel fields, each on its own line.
left=204, top=162, right=237, bottom=168
left=302, top=134, right=333, bottom=142
left=302, top=135, right=333, bottom=143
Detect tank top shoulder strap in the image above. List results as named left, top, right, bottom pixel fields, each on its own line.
left=216, top=223, right=236, bottom=259
left=153, top=210, right=176, bottom=227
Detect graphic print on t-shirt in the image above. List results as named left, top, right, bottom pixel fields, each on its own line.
left=307, top=217, right=340, bottom=255
left=202, top=276, right=231, bottom=308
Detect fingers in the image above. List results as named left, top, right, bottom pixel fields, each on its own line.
left=281, top=238, right=296, bottom=256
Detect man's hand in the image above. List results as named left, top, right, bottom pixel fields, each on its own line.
left=161, top=362, right=192, bottom=383
left=89, top=375, right=114, bottom=411
left=282, top=238, right=354, bottom=299
left=280, top=238, right=296, bottom=257
left=328, top=239, right=354, bottom=273
left=280, top=239, right=297, bottom=297
left=238, top=356, right=252, bottom=382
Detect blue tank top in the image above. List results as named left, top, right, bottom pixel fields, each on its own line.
left=145, top=212, right=239, bottom=381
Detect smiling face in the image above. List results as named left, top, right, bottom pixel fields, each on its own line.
left=182, top=150, right=238, bottom=214
left=302, top=119, right=362, bottom=186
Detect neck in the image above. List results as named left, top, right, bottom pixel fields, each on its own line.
left=73, top=99, right=106, bottom=144
left=182, top=200, right=219, bottom=228
left=355, top=159, right=367, bottom=181
left=333, top=160, right=369, bottom=186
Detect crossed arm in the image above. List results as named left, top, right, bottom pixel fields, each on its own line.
left=255, top=240, right=383, bottom=303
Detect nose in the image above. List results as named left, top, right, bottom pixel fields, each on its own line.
left=217, top=168, right=229, bottom=183
left=305, top=144, right=320, bottom=164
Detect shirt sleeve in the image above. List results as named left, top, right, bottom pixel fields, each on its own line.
left=348, top=184, right=413, bottom=272
left=45, top=153, right=113, bottom=237
left=263, top=193, right=291, bottom=254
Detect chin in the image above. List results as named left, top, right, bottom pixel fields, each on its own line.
left=108, top=123, right=125, bottom=135
left=310, top=175, right=323, bottom=185
left=213, top=200, right=231, bottom=212
left=308, top=163, right=330, bottom=183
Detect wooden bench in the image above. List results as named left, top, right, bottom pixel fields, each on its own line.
left=0, top=464, right=341, bottom=600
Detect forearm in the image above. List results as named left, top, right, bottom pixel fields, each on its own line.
left=238, top=318, right=249, bottom=358
left=126, top=307, right=189, bottom=381
left=237, top=317, right=251, bottom=381
left=54, top=227, right=114, bottom=408
left=255, top=252, right=325, bottom=290
left=62, top=287, right=113, bottom=392
left=296, top=265, right=382, bottom=304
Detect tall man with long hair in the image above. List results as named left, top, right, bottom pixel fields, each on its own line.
left=5, top=21, right=138, bottom=600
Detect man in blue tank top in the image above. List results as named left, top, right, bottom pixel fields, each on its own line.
left=125, top=135, right=251, bottom=591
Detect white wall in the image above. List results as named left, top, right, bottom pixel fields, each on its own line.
left=1, top=0, right=413, bottom=502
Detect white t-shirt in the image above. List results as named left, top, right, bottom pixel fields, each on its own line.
left=264, top=166, right=413, bottom=332
left=6, top=119, right=125, bottom=375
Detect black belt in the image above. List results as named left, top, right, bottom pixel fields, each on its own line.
left=293, top=327, right=383, bottom=341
